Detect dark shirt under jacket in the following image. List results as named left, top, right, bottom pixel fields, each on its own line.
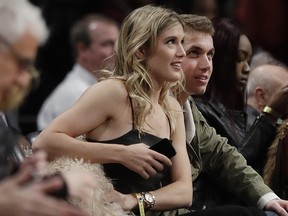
left=0, top=117, right=19, bottom=180
left=246, top=105, right=261, bottom=131
left=4, top=109, right=21, bottom=132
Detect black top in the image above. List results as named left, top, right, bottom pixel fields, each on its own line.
left=86, top=97, right=171, bottom=194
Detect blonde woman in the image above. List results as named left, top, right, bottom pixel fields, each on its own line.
left=35, top=5, right=193, bottom=215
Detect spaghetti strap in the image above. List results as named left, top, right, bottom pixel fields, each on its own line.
left=167, top=116, right=172, bottom=138
left=129, top=96, right=171, bottom=137
left=128, top=96, right=135, bottom=129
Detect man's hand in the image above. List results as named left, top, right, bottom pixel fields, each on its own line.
left=0, top=166, right=86, bottom=216
left=265, top=199, right=288, bottom=216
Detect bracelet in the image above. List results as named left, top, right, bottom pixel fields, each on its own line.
left=134, top=193, right=145, bottom=216
left=262, top=106, right=281, bottom=120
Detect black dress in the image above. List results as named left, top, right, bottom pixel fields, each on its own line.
left=86, top=97, right=171, bottom=194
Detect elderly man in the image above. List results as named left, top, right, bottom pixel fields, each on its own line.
left=0, top=0, right=96, bottom=215
left=246, top=64, right=288, bottom=130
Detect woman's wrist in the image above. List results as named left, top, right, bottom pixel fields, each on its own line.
left=109, top=144, right=126, bottom=164
left=124, top=194, right=138, bottom=211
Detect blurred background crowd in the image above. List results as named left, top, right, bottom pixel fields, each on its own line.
left=20, top=0, right=288, bottom=134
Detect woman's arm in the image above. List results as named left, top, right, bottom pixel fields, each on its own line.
left=34, top=79, right=127, bottom=161
left=117, top=97, right=193, bottom=211
left=33, top=79, right=171, bottom=178
left=151, top=97, right=192, bottom=210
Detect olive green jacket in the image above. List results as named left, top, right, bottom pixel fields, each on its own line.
left=187, top=98, right=272, bottom=206
left=145, top=98, right=273, bottom=216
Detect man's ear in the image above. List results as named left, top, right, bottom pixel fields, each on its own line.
left=76, top=42, right=89, bottom=54
left=76, top=42, right=91, bottom=63
left=255, top=87, right=267, bottom=106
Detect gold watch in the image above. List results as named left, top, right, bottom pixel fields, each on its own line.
left=141, top=192, right=155, bottom=209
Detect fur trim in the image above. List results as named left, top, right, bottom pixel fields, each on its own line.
left=47, top=157, right=129, bottom=216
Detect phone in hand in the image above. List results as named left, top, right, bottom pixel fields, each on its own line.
left=149, top=138, right=176, bottom=158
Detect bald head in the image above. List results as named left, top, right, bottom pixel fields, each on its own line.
left=246, top=64, right=288, bottom=112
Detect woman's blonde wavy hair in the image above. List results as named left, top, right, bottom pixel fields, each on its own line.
left=103, top=5, right=185, bottom=133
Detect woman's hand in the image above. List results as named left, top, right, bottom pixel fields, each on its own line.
left=61, top=170, right=98, bottom=206
left=117, top=143, right=172, bottom=179
left=106, top=189, right=137, bottom=211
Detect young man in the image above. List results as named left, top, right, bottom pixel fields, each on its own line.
left=178, top=14, right=288, bottom=216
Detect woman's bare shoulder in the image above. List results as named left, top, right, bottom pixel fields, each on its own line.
left=85, top=78, right=128, bottom=99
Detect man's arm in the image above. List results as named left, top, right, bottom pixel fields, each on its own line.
left=188, top=98, right=274, bottom=206
left=0, top=166, right=86, bottom=216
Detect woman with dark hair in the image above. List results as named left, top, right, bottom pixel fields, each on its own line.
left=207, top=18, right=248, bottom=111
left=195, top=18, right=280, bottom=168
left=197, top=18, right=251, bottom=146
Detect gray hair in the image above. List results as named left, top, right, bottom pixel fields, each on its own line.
left=246, top=64, right=287, bottom=98
left=246, top=67, right=268, bottom=98
left=250, top=50, right=287, bottom=71
left=0, top=0, right=48, bottom=47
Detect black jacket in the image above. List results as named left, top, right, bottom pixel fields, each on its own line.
left=195, top=97, right=276, bottom=173
left=0, top=118, right=21, bottom=180
left=0, top=117, right=68, bottom=199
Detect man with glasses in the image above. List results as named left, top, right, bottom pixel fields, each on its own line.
left=0, top=0, right=96, bottom=215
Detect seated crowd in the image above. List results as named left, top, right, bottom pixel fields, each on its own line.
left=1, top=0, right=288, bottom=216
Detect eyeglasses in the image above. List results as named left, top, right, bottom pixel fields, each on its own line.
left=0, top=35, right=40, bottom=88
